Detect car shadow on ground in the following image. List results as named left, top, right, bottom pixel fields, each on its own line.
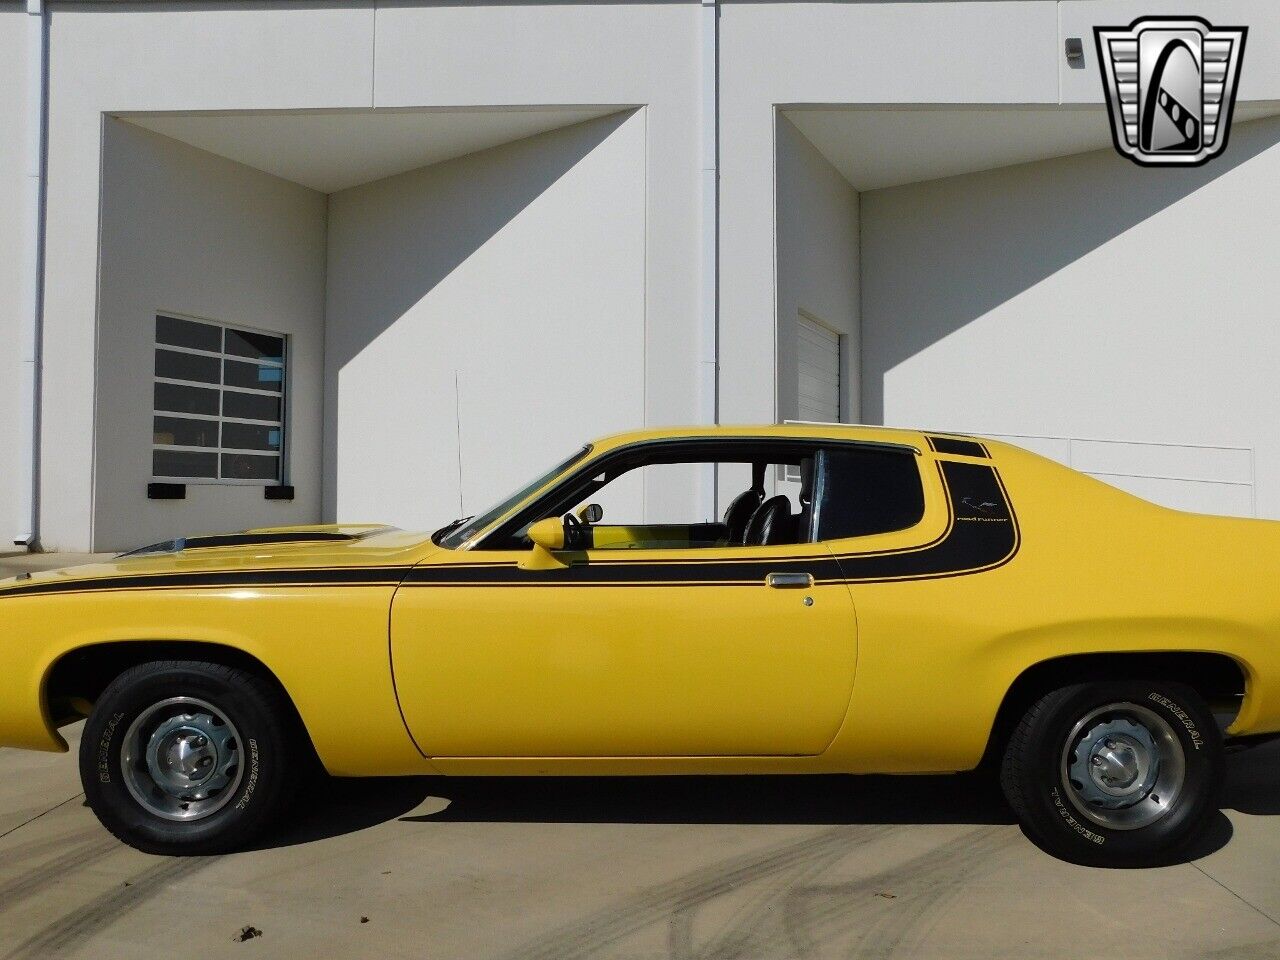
left=251, top=741, right=1280, bottom=862
left=250, top=769, right=1008, bottom=851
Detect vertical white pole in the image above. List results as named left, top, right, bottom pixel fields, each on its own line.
left=699, top=0, right=719, bottom=522
left=15, top=0, right=47, bottom=548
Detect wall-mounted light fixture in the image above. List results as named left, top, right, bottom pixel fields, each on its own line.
left=1065, top=37, right=1085, bottom=64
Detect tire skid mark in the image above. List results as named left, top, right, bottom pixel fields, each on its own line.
left=502, top=825, right=1015, bottom=960
left=2, top=855, right=215, bottom=960
left=1195, top=937, right=1280, bottom=960
left=498, top=825, right=892, bottom=960
left=0, top=834, right=121, bottom=912
left=679, top=826, right=1010, bottom=960
left=779, top=827, right=1012, bottom=960
left=668, top=823, right=861, bottom=960
left=0, top=824, right=103, bottom=866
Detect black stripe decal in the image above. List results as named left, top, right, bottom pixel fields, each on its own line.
left=1, top=566, right=415, bottom=598
left=836, top=459, right=1015, bottom=582
left=182, top=532, right=359, bottom=549
left=926, top=435, right=990, bottom=459
left=1, top=463, right=1017, bottom=597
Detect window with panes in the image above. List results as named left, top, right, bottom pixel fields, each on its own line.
left=151, top=315, right=286, bottom=484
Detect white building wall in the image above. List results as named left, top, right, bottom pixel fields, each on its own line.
left=861, top=117, right=1280, bottom=520
left=93, top=120, right=328, bottom=552
left=717, top=1, right=1061, bottom=427
left=0, top=2, right=27, bottom=548
left=40, top=2, right=377, bottom=551
left=31, top=1, right=702, bottom=549
left=370, top=1, right=703, bottom=523
left=325, top=112, right=647, bottom=532
left=774, top=115, right=860, bottom=425
left=13, top=0, right=1280, bottom=547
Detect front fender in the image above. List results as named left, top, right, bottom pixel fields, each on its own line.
left=0, top=587, right=431, bottom=776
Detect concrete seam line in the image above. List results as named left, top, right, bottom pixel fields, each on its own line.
left=0, top=793, right=83, bottom=843
left=1190, top=861, right=1280, bottom=929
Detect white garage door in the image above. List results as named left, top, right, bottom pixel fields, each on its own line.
left=797, top=313, right=842, bottom=423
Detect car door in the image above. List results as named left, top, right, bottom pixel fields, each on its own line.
left=390, top=468, right=858, bottom=759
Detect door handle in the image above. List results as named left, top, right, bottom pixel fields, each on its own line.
left=765, top=572, right=814, bottom=589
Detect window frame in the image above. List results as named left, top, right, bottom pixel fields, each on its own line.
left=151, top=312, right=289, bottom=486
left=471, top=435, right=925, bottom=552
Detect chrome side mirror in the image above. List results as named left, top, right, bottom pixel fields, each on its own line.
left=576, top=503, right=603, bottom=524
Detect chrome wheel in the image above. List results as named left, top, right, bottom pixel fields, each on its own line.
left=120, top=696, right=244, bottom=821
left=1060, top=702, right=1186, bottom=831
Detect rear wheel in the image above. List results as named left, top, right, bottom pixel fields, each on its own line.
left=80, top=660, right=299, bottom=855
left=1000, top=680, right=1222, bottom=866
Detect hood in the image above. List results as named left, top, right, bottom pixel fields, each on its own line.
left=0, top=524, right=436, bottom=598
left=117, top=523, right=398, bottom=557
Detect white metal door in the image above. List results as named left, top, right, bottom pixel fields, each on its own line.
left=797, top=313, right=841, bottom=423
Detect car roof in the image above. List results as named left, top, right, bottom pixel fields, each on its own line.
left=586, top=423, right=949, bottom=454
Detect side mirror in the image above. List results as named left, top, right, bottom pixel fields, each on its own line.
left=520, top=517, right=569, bottom=571
left=526, top=517, right=565, bottom=551
left=576, top=503, right=603, bottom=524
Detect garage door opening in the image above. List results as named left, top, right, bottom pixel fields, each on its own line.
left=796, top=311, right=843, bottom=424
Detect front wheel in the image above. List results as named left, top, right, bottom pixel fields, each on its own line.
left=80, top=660, right=299, bottom=855
left=1000, top=680, right=1223, bottom=866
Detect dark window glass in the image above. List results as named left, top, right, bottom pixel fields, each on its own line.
left=221, top=453, right=280, bottom=481
left=156, top=315, right=221, bottom=353
left=154, top=382, right=219, bottom=417
left=156, top=349, right=221, bottom=384
left=222, top=422, right=282, bottom=452
left=153, top=316, right=287, bottom=483
left=225, top=329, right=285, bottom=363
left=153, top=449, right=218, bottom=478
left=154, top=416, right=219, bottom=448
left=224, top=359, right=283, bottom=392
left=813, top=447, right=925, bottom=541
left=222, top=390, right=281, bottom=422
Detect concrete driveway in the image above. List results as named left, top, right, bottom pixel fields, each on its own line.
left=3, top=554, right=1280, bottom=958
left=2, top=727, right=1280, bottom=959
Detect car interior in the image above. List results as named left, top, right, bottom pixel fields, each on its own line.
left=477, top=440, right=821, bottom=551
left=474, top=438, right=926, bottom=552
left=579, top=456, right=815, bottom=550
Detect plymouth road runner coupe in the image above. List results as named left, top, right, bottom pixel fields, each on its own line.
left=1, top=425, right=1276, bottom=865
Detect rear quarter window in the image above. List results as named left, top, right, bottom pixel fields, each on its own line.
left=814, top=447, right=926, bottom=540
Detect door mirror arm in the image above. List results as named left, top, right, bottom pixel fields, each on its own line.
left=520, top=517, right=588, bottom=570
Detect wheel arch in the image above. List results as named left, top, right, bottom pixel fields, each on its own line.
left=43, top=639, right=314, bottom=757
left=979, top=650, right=1248, bottom=769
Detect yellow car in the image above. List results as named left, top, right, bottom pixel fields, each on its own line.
left=1, top=424, right=1275, bottom=864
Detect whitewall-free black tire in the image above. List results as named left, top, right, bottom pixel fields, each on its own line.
left=80, top=660, right=298, bottom=855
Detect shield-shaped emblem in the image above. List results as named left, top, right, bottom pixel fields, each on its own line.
left=1094, top=17, right=1247, bottom=167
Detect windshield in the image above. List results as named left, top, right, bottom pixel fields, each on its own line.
left=435, top=445, right=594, bottom=549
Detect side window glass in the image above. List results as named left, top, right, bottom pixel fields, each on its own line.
left=481, top=444, right=826, bottom=550
left=575, top=458, right=812, bottom=550
left=814, top=447, right=925, bottom=541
